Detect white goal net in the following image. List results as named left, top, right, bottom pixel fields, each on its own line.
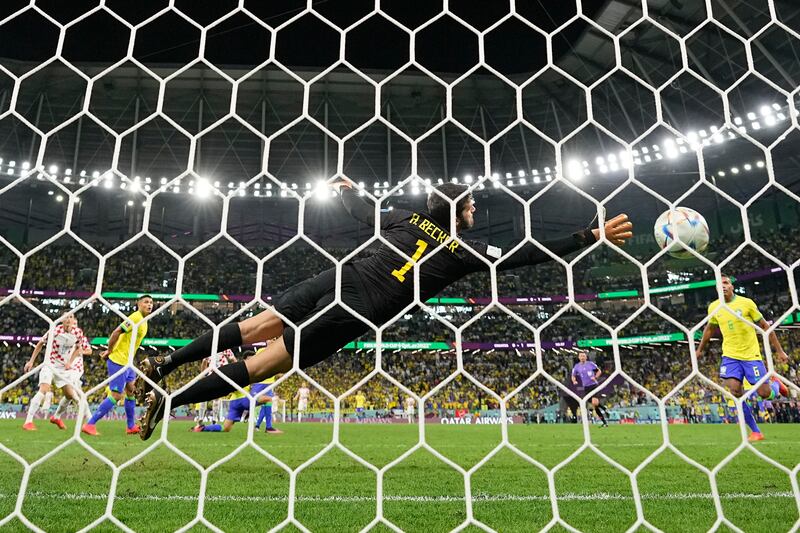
left=0, top=0, right=799, bottom=531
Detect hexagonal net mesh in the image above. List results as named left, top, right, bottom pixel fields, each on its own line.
left=0, top=0, right=799, bottom=531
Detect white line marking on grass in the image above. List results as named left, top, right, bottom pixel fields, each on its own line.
left=2, top=491, right=794, bottom=503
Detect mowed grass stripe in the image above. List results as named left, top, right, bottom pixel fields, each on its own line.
left=0, top=490, right=796, bottom=503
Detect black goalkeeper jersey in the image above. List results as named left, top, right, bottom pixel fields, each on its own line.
left=340, top=189, right=596, bottom=322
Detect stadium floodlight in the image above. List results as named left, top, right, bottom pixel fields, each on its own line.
left=760, top=105, right=772, bottom=116
left=464, top=174, right=473, bottom=183
left=56, top=195, right=63, bottom=202
left=506, top=180, right=513, bottom=187
left=744, top=163, right=752, bottom=171
left=533, top=176, right=540, bottom=184
left=48, top=164, right=58, bottom=174
left=451, top=177, right=458, bottom=183
left=718, top=170, right=726, bottom=177
left=22, top=161, right=30, bottom=170
left=127, top=200, right=134, bottom=206
left=313, top=180, right=329, bottom=201
left=103, top=180, right=112, bottom=189
left=566, top=159, right=583, bottom=180
left=772, top=102, right=781, bottom=111
left=80, top=170, right=87, bottom=177
left=196, top=178, right=211, bottom=198
left=663, top=138, right=679, bottom=159
left=66, top=168, right=73, bottom=176
left=493, top=180, right=501, bottom=188
left=751, top=121, right=761, bottom=130
left=756, top=160, right=765, bottom=168
left=747, top=112, right=757, bottom=120
left=731, top=167, right=740, bottom=174
left=47, top=190, right=53, bottom=195
left=765, top=115, right=776, bottom=126
left=519, top=178, right=526, bottom=185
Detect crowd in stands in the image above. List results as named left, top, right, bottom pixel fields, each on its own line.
left=1, top=225, right=799, bottom=422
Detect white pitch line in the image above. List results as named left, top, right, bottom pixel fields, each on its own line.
left=0, top=491, right=794, bottom=504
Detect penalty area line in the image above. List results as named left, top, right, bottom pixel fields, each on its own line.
left=0, top=491, right=795, bottom=503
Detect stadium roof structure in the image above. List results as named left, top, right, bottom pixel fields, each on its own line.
left=0, top=0, right=798, bottom=251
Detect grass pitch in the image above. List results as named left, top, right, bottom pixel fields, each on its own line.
left=0, top=419, right=798, bottom=532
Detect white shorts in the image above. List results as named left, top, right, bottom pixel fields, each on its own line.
left=39, top=366, right=82, bottom=389
left=298, top=399, right=308, bottom=412
left=405, top=408, right=415, bottom=416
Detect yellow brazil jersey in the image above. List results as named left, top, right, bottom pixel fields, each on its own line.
left=108, top=311, right=148, bottom=366
left=355, top=393, right=366, bottom=408
left=229, top=376, right=277, bottom=400
left=708, top=296, right=763, bottom=361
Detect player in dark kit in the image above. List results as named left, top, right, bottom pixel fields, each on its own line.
left=136, top=180, right=633, bottom=439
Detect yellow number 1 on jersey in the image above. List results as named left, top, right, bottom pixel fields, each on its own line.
left=391, top=239, right=428, bottom=282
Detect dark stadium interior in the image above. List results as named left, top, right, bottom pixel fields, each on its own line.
left=1, top=0, right=799, bottom=420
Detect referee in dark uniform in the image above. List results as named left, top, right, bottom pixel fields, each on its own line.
left=136, top=180, right=633, bottom=439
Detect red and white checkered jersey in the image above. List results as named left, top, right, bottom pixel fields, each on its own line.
left=46, top=324, right=89, bottom=373
left=204, top=349, right=236, bottom=369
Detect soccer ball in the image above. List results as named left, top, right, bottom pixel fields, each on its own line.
left=653, top=207, right=709, bottom=259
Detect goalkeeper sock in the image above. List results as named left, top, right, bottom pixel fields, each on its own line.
left=202, top=424, right=222, bottom=432
left=172, top=361, right=250, bottom=408
left=159, top=323, right=242, bottom=378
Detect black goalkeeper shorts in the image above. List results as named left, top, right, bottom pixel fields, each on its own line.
left=273, top=265, right=373, bottom=368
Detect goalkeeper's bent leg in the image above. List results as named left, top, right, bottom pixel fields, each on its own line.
left=140, top=338, right=292, bottom=440
left=137, top=310, right=286, bottom=402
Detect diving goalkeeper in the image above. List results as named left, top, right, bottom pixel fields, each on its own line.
left=137, top=180, right=633, bottom=439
